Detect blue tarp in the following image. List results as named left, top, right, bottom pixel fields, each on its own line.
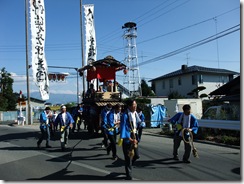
left=150, top=104, right=166, bottom=128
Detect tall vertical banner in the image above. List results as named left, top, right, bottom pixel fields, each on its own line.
left=84, top=4, right=97, bottom=65
left=83, top=4, right=97, bottom=89
left=30, top=0, right=49, bottom=100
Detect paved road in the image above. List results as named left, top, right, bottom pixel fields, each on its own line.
left=0, top=123, right=241, bottom=181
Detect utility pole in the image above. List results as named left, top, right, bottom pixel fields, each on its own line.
left=25, top=0, right=31, bottom=125
left=80, top=0, right=86, bottom=95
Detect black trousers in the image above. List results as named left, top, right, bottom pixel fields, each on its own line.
left=101, top=128, right=108, bottom=147
left=122, top=140, right=140, bottom=179
left=107, top=133, right=117, bottom=157
left=37, top=127, right=50, bottom=146
left=173, top=134, right=191, bottom=160
left=137, top=127, right=143, bottom=142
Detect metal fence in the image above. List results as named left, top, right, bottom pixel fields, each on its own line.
left=197, top=119, right=240, bottom=131
left=160, top=118, right=240, bottom=131
left=0, top=111, right=241, bottom=131
left=0, top=110, right=43, bottom=123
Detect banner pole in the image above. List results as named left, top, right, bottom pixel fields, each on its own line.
left=80, top=0, right=86, bottom=96
left=25, top=0, right=31, bottom=125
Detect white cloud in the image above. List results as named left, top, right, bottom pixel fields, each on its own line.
left=50, top=88, right=77, bottom=95
left=11, top=72, right=80, bottom=103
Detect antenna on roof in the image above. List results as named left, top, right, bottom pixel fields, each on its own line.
left=186, top=53, right=190, bottom=66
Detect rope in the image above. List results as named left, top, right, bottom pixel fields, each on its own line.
left=181, top=128, right=199, bottom=158
left=128, top=120, right=138, bottom=158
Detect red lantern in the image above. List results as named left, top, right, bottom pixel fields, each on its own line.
left=57, top=74, right=61, bottom=81
left=53, top=74, right=56, bottom=81
left=61, top=75, right=65, bottom=81
left=123, top=69, right=128, bottom=74
left=79, top=71, right=83, bottom=77
left=91, top=66, right=96, bottom=71
left=48, top=74, right=52, bottom=81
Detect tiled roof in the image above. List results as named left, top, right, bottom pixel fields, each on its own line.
left=149, top=65, right=239, bottom=82
left=78, top=55, right=126, bottom=72
left=209, top=75, right=240, bottom=96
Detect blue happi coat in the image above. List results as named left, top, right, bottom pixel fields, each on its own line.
left=39, top=111, right=50, bottom=129
left=105, top=110, right=120, bottom=135
left=54, top=112, right=74, bottom=128
left=169, top=112, right=199, bottom=135
left=120, top=110, right=141, bottom=144
left=101, top=107, right=110, bottom=128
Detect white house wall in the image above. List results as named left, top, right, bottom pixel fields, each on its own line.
left=164, top=98, right=203, bottom=119
left=154, top=73, right=231, bottom=97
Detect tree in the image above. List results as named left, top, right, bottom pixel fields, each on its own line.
left=187, top=86, right=207, bottom=98
left=168, top=91, right=185, bottom=99
left=141, top=79, right=155, bottom=96
left=0, top=68, right=16, bottom=111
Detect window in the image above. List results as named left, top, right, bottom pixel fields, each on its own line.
left=198, top=75, right=203, bottom=84
left=162, top=80, right=165, bottom=89
left=221, top=76, right=226, bottom=84
left=169, top=79, right=173, bottom=88
left=178, top=77, right=181, bottom=86
left=192, top=75, right=196, bottom=85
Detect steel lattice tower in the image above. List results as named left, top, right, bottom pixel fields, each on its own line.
left=122, top=22, right=141, bottom=97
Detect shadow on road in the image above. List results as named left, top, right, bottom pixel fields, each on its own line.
left=27, top=168, right=126, bottom=180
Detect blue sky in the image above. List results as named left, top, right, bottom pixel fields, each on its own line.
left=0, top=0, right=241, bottom=103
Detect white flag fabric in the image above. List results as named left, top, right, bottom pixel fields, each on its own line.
left=30, top=0, right=49, bottom=100
left=84, top=4, right=97, bottom=65
left=83, top=4, right=97, bottom=89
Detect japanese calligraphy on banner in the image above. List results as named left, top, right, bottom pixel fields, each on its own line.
left=84, top=4, right=97, bottom=65
left=30, top=0, right=49, bottom=100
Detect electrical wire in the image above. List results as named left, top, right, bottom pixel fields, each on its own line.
left=138, top=24, right=240, bottom=67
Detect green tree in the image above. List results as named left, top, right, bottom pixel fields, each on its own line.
left=141, top=79, right=155, bottom=96
left=187, top=86, right=206, bottom=98
left=0, top=67, right=16, bottom=111
left=168, top=91, right=185, bottom=99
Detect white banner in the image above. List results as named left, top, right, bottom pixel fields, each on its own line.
left=30, top=0, right=49, bottom=100
left=83, top=4, right=97, bottom=89
left=84, top=4, right=97, bottom=65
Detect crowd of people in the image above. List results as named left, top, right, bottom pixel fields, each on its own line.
left=36, top=101, right=198, bottom=180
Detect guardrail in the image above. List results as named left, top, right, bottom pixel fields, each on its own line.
left=198, top=119, right=240, bottom=131
left=160, top=118, right=240, bottom=131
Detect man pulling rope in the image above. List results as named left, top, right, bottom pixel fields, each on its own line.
left=168, top=104, right=199, bottom=163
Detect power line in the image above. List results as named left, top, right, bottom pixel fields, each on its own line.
left=1, top=6, right=239, bottom=54
left=97, top=1, right=172, bottom=43
left=138, top=0, right=190, bottom=28
left=132, top=0, right=172, bottom=23
left=96, top=7, right=240, bottom=56
left=138, top=24, right=240, bottom=67
left=97, top=0, right=190, bottom=46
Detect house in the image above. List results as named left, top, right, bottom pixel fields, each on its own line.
left=209, top=75, right=240, bottom=109
left=201, top=76, right=240, bottom=120
left=149, top=64, right=239, bottom=98
left=209, top=75, right=240, bottom=101
left=164, top=98, right=203, bottom=119
left=16, top=97, right=46, bottom=110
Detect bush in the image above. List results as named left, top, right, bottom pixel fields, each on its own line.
left=221, top=135, right=240, bottom=146
left=197, top=127, right=240, bottom=146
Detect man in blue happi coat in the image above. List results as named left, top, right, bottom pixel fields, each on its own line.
left=120, top=99, right=141, bottom=180
left=168, top=104, right=199, bottom=163
left=136, top=106, right=146, bottom=142
left=100, top=103, right=112, bottom=148
left=37, top=107, right=53, bottom=148
left=105, top=103, right=122, bottom=160
left=55, top=105, right=74, bottom=151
